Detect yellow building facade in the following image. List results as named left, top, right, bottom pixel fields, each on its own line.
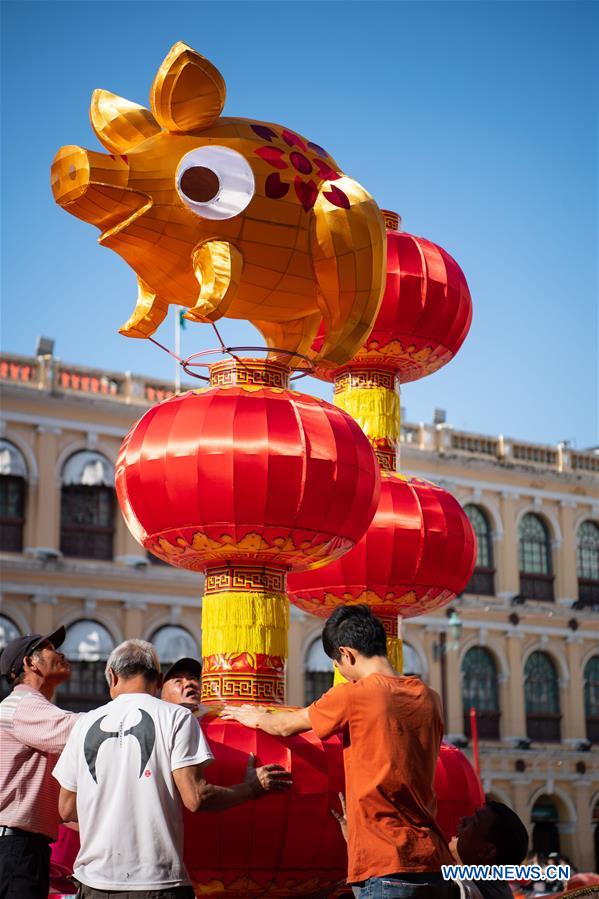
left=1, top=350, right=598, bottom=873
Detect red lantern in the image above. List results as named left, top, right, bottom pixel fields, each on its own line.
left=314, top=211, right=473, bottom=385
left=287, top=471, right=476, bottom=664
left=183, top=718, right=347, bottom=895
left=116, top=359, right=379, bottom=574
left=435, top=743, right=486, bottom=842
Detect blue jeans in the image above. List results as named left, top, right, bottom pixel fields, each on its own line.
left=358, top=874, right=460, bottom=899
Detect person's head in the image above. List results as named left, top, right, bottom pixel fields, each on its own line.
left=322, top=605, right=388, bottom=681
left=0, top=627, right=71, bottom=695
left=160, top=658, right=202, bottom=707
left=456, top=801, right=529, bottom=866
left=105, top=639, right=162, bottom=698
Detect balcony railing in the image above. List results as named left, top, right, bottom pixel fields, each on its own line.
left=578, top=579, right=599, bottom=608
left=526, top=713, right=561, bottom=742
left=465, top=567, right=495, bottom=596
left=1, top=352, right=599, bottom=478
left=586, top=717, right=599, bottom=745
left=519, top=573, right=555, bottom=602
left=464, top=710, right=500, bottom=740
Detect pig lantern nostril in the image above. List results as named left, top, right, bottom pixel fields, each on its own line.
left=68, top=164, right=77, bottom=180
left=180, top=166, right=220, bottom=203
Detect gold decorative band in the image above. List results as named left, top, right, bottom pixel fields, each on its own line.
left=375, top=447, right=396, bottom=471
left=210, top=357, right=290, bottom=389
left=334, top=369, right=396, bottom=393
left=380, top=209, right=401, bottom=232
left=202, top=672, right=286, bottom=703
left=205, top=565, right=286, bottom=595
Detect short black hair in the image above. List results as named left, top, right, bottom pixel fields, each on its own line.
left=486, top=801, right=529, bottom=865
left=322, top=605, right=387, bottom=661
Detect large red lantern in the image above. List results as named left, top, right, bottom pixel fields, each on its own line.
left=288, top=471, right=476, bottom=665
left=183, top=719, right=347, bottom=896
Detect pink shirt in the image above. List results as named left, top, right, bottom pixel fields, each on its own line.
left=0, top=685, right=80, bottom=839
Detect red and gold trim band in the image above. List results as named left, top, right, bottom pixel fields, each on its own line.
left=202, top=563, right=289, bottom=705
left=209, top=357, right=290, bottom=389
left=201, top=652, right=286, bottom=704
left=334, top=368, right=400, bottom=471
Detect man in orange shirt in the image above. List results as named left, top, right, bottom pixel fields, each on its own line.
left=223, top=605, right=458, bottom=899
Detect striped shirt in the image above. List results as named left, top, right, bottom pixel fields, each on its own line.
left=0, top=685, right=80, bottom=839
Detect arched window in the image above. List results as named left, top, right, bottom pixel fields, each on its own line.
left=584, top=656, right=599, bottom=745
left=461, top=647, right=500, bottom=740
left=524, top=651, right=561, bottom=742
left=56, top=619, right=114, bottom=712
left=402, top=642, right=424, bottom=678
left=304, top=637, right=333, bottom=705
left=532, top=795, right=561, bottom=857
left=60, top=451, right=115, bottom=560
left=0, top=614, right=21, bottom=700
left=0, top=439, right=28, bottom=552
left=519, top=514, right=554, bottom=601
left=577, top=521, right=599, bottom=608
left=151, top=625, right=201, bottom=666
left=464, top=505, right=495, bottom=595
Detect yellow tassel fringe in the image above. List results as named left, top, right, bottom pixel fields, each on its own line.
left=332, top=634, right=403, bottom=685
left=335, top=385, right=400, bottom=442
left=202, top=590, right=289, bottom=658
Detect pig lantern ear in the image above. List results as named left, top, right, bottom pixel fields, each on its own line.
left=90, top=90, right=161, bottom=153
left=150, top=41, right=226, bottom=134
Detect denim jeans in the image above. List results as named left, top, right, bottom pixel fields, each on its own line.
left=358, top=873, right=460, bottom=899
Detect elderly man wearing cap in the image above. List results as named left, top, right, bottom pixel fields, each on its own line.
left=0, top=626, right=79, bottom=899
left=160, top=657, right=207, bottom=716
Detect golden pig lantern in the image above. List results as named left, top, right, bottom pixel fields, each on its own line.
left=51, top=41, right=386, bottom=369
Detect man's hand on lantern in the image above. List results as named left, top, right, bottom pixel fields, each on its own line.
left=244, top=752, right=292, bottom=797
left=330, top=792, right=348, bottom=842
left=222, top=704, right=312, bottom=737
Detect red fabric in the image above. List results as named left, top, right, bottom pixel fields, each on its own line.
left=47, top=731, right=483, bottom=896
left=312, top=225, right=472, bottom=383
left=434, top=743, right=486, bottom=841
left=116, top=384, right=380, bottom=571
left=287, top=471, right=476, bottom=619
left=182, top=717, right=347, bottom=896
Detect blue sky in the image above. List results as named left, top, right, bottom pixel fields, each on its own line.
left=1, top=1, right=597, bottom=448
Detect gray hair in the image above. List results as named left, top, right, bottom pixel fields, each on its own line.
left=105, top=639, right=161, bottom=685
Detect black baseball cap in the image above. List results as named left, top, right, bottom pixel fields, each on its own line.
left=163, top=657, right=202, bottom=683
left=0, top=627, right=66, bottom=682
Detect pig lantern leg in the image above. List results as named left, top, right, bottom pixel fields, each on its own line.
left=119, top=277, right=169, bottom=339
left=310, top=177, right=387, bottom=370
left=252, top=310, right=323, bottom=366
left=183, top=241, right=243, bottom=324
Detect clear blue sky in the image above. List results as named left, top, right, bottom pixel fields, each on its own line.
left=1, top=1, right=597, bottom=448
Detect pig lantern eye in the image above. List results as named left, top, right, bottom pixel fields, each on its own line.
left=176, top=146, right=255, bottom=220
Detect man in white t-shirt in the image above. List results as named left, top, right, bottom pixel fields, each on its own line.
left=53, top=639, right=291, bottom=899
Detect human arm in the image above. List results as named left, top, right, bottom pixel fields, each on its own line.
left=172, top=753, right=292, bottom=812
left=330, top=792, right=347, bottom=842
left=15, top=692, right=80, bottom=754
left=221, top=704, right=312, bottom=736
left=58, top=787, right=78, bottom=823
